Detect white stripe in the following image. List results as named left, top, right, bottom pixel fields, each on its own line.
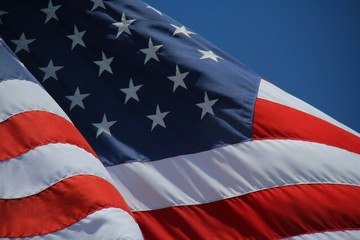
left=283, top=230, right=360, bottom=240
left=3, top=208, right=143, bottom=240
left=107, top=140, right=360, bottom=211
left=258, top=79, right=360, bottom=137
left=0, top=143, right=114, bottom=199
left=0, top=79, right=70, bottom=122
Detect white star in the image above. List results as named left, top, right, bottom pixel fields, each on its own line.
left=167, top=65, right=189, bottom=92
left=146, top=4, right=162, bottom=15
left=112, top=13, right=136, bottom=38
left=11, top=33, right=35, bottom=53
left=147, top=105, right=170, bottom=131
left=94, top=51, right=113, bottom=76
left=39, top=60, right=64, bottom=82
left=0, top=11, right=8, bottom=24
left=67, top=25, right=86, bottom=50
left=120, top=79, right=143, bottom=104
left=196, top=92, right=218, bottom=119
left=198, top=49, right=222, bottom=62
left=140, top=38, right=163, bottom=64
left=66, top=87, right=90, bottom=111
left=171, top=24, right=195, bottom=38
left=90, top=0, right=106, bottom=11
left=92, top=114, right=117, bottom=138
left=40, top=0, right=61, bottom=23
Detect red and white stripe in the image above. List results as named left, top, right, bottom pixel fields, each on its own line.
left=107, top=79, right=360, bottom=239
left=5, top=208, right=144, bottom=240
left=0, top=41, right=143, bottom=239
left=284, top=230, right=360, bottom=240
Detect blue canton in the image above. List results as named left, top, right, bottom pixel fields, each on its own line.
left=0, top=0, right=260, bottom=165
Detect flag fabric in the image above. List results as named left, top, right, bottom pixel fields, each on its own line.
left=0, top=34, right=143, bottom=239
left=1, top=0, right=360, bottom=239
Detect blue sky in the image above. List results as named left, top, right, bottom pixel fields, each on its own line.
left=145, top=0, right=360, bottom=133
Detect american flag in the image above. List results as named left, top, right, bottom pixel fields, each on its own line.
left=1, top=0, right=360, bottom=239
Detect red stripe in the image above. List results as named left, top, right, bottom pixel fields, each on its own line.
left=0, top=111, right=96, bottom=161
left=0, top=175, right=131, bottom=238
left=134, top=184, right=360, bottom=240
left=253, top=98, right=360, bottom=154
